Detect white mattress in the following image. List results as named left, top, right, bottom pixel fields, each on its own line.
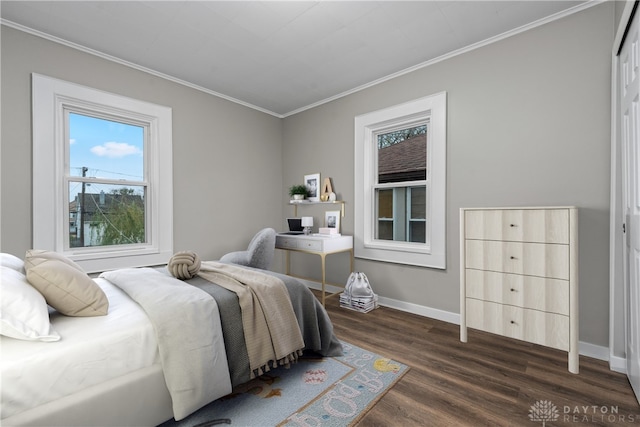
left=1, top=278, right=160, bottom=420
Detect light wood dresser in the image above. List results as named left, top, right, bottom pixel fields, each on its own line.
left=459, top=207, right=579, bottom=373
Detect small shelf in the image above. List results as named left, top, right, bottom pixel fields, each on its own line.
left=288, top=200, right=345, bottom=217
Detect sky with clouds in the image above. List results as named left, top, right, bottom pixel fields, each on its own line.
left=68, top=112, right=144, bottom=200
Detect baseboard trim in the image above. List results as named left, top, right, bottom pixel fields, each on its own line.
left=306, top=280, right=612, bottom=364
left=375, top=293, right=461, bottom=325
left=609, top=354, right=628, bottom=374
left=578, top=341, right=610, bottom=363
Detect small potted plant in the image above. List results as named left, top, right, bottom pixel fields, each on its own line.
left=289, top=184, right=308, bottom=201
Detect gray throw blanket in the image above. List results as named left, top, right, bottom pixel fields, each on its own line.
left=198, top=262, right=305, bottom=379
left=156, top=265, right=343, bottom=387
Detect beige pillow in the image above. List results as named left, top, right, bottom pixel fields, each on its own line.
left=24, top=249, right=84, bottom=271
left=25, top=250, right=109, bottom=317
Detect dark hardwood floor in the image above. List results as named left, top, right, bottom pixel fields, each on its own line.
left=315, top=292, right=640, bottom=426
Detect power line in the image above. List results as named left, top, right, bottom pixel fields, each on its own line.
left=70, top=166, right=143, bottom=180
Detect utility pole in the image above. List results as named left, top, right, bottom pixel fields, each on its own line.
left=79, top=166, right=88, bottom=246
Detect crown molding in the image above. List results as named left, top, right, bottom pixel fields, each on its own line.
left=1, top=18, right=284, bottom=118
left=2, top=0, right=602, bottom=119
left=282, top=0, right=604, bottom=117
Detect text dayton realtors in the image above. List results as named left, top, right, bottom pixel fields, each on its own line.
left=562, top=405, right=637, bottom=423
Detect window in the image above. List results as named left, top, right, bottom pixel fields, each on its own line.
left=376, top=124, right=427, bottom=243
left=32, top=74, right=173, bottom=273
left=67, top=112, right=146, bottom=249
left=355, top=93, right=446, bottom=268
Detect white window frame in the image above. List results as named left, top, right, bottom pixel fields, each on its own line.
left=32, top=74, right=173, bottom=273
left=355, top=92, right=446, bottom=268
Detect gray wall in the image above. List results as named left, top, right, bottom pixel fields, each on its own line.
left=282, top=2, right=614, bottom=347
left=0, top=2, right=617, bottom=350
left=0, top=25, right=284, bottom=262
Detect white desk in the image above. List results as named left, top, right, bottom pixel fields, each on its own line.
left=275, top=234, right=354, bottom=306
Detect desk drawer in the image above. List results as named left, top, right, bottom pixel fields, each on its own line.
left=275, top=236, right=322, bottom=251
left=275, top=236, right=298, bottom=249
left=297, top=239, right=323, bottom=251
left=466, top=299, right=569, bottom=351
left=465, top=240, right=569, bottom=280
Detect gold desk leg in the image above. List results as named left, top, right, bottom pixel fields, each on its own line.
left=350, top=249, right=354, bottom=273
left=285, top=251, right=291, bottom=276
left=321, top=253, right=327, bottom=306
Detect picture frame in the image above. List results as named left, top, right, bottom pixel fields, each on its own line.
left=304, top=173, right=320, bottom=202
left=324, top=210, right=341, bottom=233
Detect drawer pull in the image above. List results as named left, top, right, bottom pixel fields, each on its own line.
left=510, top=320, right=516, bottom=324
left=510, top=288, right=516, bottom=292
left=510, top=256, right=517, bottom=260
left=510, top=223, right=517, bottom=227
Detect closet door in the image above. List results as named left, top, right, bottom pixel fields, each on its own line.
left=619, top=6, right=640, bottom=404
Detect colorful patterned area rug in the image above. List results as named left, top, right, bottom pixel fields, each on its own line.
left=159, top=341, right=408, bottom=427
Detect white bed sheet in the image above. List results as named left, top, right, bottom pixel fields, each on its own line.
left=1, top=278, right=159, bottom=420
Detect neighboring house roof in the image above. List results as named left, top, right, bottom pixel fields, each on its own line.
left=72, top=191, right=143, bottom=216
left=377, top=133, right=426, bottom=183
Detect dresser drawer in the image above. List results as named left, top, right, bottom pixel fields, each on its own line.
left=465, top=240, right=569, bottom=280
left=465, top=209, right=569, bottom=244
left=465, top=269, right=569, bottom=315
left=466, top=299, right=569, bottom=351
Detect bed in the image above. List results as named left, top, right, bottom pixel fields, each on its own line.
left=0, top=251, right=342, bottom=427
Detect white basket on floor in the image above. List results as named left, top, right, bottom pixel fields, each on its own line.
left=339, top=293, right=378, bottom=313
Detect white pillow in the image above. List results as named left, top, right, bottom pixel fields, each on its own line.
left=0, top=267, right=61, bottom=342
left=0, top=253, right=25, bottom=274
